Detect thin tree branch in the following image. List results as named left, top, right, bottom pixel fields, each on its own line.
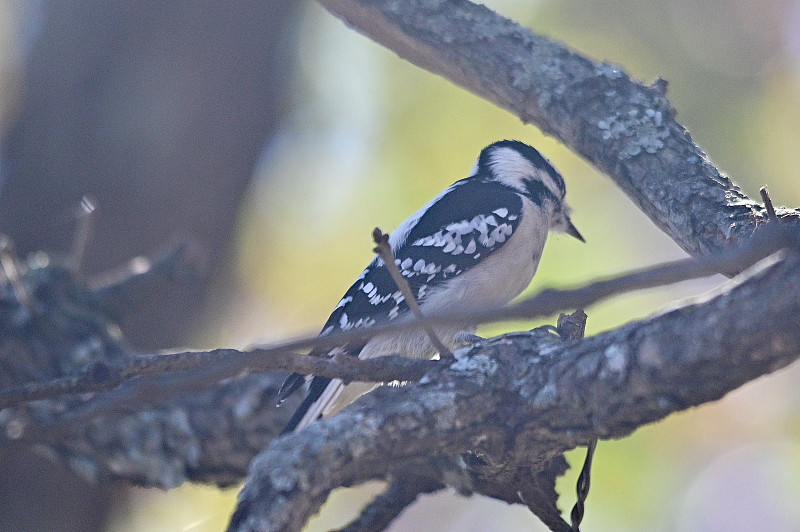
left=2, top=224, right=795, bottom=410
left=569, top=438, right=596, bottom=532
left=0, top=350, right=439, bottom=410
left=372, top=227, right=452, bottom=357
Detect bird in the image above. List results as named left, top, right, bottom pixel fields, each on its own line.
left=278, top=139, right=583, bottom=433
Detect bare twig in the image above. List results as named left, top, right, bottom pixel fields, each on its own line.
left=1, top=224, right=796, bottom=409
left=372, top=227, right=452, bottom=357
left=0, top=350, right=440, bottom=410
left=333, top=472, right=444, bottom=532
left=87, top=238, right=208, bottom=317
left=556, top=310, right=587, bottom=341
left=555, top=310, right=596, bottom=532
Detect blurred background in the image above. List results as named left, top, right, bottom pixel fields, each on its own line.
left=1, top=0, right=799, bottom=531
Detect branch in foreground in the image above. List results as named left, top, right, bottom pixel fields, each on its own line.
left=4, top=246, right=798, bottom=494
left=317, top=0, right=800, bottom=257
left=2, top=223, right=794, bottom=409
left=0, top=369, right=305, bottom=488
left=228, top=248, right=800, bottom=531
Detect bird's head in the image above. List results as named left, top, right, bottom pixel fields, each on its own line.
left=470, top=139, right=584, bottom=242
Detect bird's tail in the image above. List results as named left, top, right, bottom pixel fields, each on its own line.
left=280, top=376, right=337, bottom=434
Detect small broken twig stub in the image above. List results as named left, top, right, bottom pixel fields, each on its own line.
left=760, top=187, right=778, bottom=221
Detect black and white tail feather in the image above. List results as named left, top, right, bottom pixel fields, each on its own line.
left=278, top=140, right=583, bottom=433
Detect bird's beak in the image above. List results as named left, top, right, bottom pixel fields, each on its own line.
left=565, top=218, right=585, bottom=242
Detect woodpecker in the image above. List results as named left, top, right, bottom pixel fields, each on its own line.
left=278, top=139, right=583, bottom=432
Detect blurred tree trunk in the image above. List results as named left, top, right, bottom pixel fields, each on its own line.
left=0, top=1, right=299, bottom=531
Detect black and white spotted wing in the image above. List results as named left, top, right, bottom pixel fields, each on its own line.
left=277, top=178, right=525, bottom=413
left=392, top=177, right=525, bottom=300
left=323, top=177, right=523, bottom=349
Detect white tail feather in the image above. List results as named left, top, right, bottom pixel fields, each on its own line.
left=294, top=378, right=345, bottom=431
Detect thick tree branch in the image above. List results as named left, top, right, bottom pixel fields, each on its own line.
left=5, top=231, right=794, bottom=495
left=0, top=370, right=303, bottom=488
left=317, top=0, right=800, bottom=256
left=229, top=248, right=800, bottom=532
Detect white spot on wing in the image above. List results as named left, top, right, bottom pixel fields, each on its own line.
left=334, top=296, right=352, bottom=310
left=491, top=226, right=507, bottom=243
left=455, top=221, right=473, bottom=235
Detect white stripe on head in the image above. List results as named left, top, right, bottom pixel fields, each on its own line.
left=488, top=146, right=562, bottom=199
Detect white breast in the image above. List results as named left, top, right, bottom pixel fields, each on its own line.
left=419, top=198, right=549, bottom=313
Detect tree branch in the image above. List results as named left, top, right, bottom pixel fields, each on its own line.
left=228, top=248, right=800, bottom=532
left=2, top=223, right=793, bottom=410
left=317, top=0, right=800, bottom=256
left=5, top=229, right=794, bottom=495
left=332, top=472, right=445, bottom=532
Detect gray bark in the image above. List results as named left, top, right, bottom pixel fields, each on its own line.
left=229, top=251, right=800, bottom=531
